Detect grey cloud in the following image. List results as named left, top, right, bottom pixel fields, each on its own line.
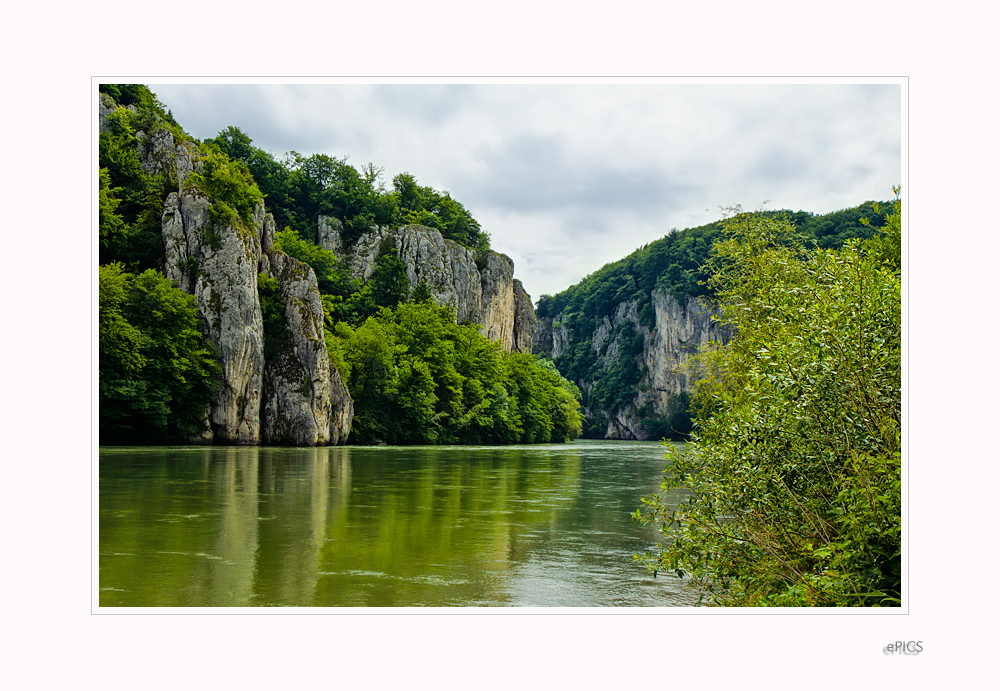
left=368, top=84, right=475, bottom=125
left=748, top=145, right=814, bottom=183
left=463, top=133, right=691, bottom=217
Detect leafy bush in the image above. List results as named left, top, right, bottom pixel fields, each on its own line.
left=634, top=198, right=901, bottom=606
left=186, top=144, right=263, bottom=226
left=258, top=273, right=291, bottom=360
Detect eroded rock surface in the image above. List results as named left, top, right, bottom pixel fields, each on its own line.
left=261, top=250, right=334, bottom=446
left=153, top=134, right=352, bottom=445
left=534, top=289, right=731, bottom=440
left=323, top=220, right=537, bottom=353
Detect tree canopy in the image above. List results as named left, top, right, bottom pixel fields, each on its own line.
left=341, top=301, right=581, bottom=445
left=100, top=263, right=220, bottom=444
left=206, top=127, right=489, bottom=254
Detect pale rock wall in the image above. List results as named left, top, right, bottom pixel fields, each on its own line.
left=151, top=129, right=352, bottom=445
left=261, top=219, right=353, bottom=445
left=183, top=191, right=266, bottom=444
left=260, top=251, right=329, bottom=445
left=479, top=252, right=516, bottom=350
left=645, top=290, right=728, bottom=398
left=393, top=225, right=481, bottom=324
left=98, top=93, right=117, bottom=132
left=534, top=289, right=731, bottom=440
left=512, top=280, right=537, bottom=354
left=318, top=218, right=537, bottom=353
left=317, top=215, right=344, bottom=255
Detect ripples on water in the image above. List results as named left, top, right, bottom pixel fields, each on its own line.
left=99, top=440, right=701, bottom=607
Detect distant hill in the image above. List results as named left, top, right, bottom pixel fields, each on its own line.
left=533, top=202, right=892, bottom=440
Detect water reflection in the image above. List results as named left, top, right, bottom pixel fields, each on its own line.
left=99, top=441, right=699, bottom=607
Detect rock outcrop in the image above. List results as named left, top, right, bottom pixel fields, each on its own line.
left=160, top=146, right=265, bottom=444
left=142, top=116, right=353, bottom=445
left=318, top=218, right=536, bottom=353
left=534, top=289, right=731, bottom=440
left=512, top=280, right=537, bottom=354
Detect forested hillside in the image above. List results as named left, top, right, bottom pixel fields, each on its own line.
left=534, top=201, right=893, bottom=440
left=98, top=84, right=581, bottom=445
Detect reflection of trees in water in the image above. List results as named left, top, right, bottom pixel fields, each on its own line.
left=205, top=447, right=258, bottom=606
left=252, top=447, right=352, bottom=606
left=312, top=446, right=583, bottom=606
left=104, top=444, right=701, bottom=607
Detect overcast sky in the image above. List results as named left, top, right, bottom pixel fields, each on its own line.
left=148, top=81, right=901, bottom=300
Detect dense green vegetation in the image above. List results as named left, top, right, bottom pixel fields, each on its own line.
left=99, top=85, right=222, bottom=444
left=98, top=87, right=185, bottom=271
left=336, top=300, right=581, bottom=445
left=98, top=84, right=579, bottom=445
left=635, top=195, right=901, bottom=606
left=535, top=202, right=892, bottom=439
left=100, top=263, right=220, bottom=444
left=208, top=127, right=490, bottom=252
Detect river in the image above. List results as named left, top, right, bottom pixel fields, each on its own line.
left=98, top=439, right=699, bottom=607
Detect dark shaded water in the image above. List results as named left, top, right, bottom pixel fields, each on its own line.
left=98, top=439, right=698, bottom=607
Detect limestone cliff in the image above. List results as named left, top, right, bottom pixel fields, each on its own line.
left=317, top=217, right=536, bottom=353
left=534, top=289, right=731, bottom=440
left=145, top=116, right=353, bottom=446
left=260, top=222, right=352, bottom=446
left=161, top=142, right=265, bottom=444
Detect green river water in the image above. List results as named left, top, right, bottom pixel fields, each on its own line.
left=98, top=439, right=698, bottom=607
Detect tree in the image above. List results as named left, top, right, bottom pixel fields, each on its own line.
left=99, top=168, right=130, bottom=264
left=410, top=279, right=433, bottom=304
left=368, top=251, right=411, bottom=308
left=100, top=264, right=220, bottom=444
left=635, top=200, right=901, bottom=606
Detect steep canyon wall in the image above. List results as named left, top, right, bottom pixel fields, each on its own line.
left=534, top=290, right=731, bottom=440
left=316, top=217, right=537, bottom=353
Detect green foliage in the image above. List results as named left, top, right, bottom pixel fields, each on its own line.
left=393, top=172, right=491, bottom=252
left=99, top=105, right=168, bottom=271
left=100, top=264, right=220, bottom=444
left=860, top=186, right=902, bottom=272
left=204, top=125, right=491, bottom=255
left=410, top=279, right=433, bottom=304
left=100, top=84, right=183, bottom=134
left=185, top=143, right=263, bottom=227
left=323, top=319, right=355, bottom=384
left=257, top=273, right=291, bottom=360
left=342, top=302, right=581, bottom=445
left=274, top=227, right=358, bottom=298
left=368, top=251, right=411, bottom=308
left=634, top=200, right=901, bottom=606
left=641, top=392, right=693, bottom=441
left=99, top=263, right=146, bottom=375
left=99, top=167, right=130, bottom=264
left=97, top=86, right=195, bottom=271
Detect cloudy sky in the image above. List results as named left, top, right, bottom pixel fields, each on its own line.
left=148, top=80, right=901, bottom=300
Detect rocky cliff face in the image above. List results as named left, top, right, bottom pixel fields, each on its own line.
left=317, top=218, right=536, bottom=353
left=512, top=280, right=537, bottom=354
left=534, top=289, right=731, bottom=440
left=144, top=116, right=353, bottom=446
left=260, top=225, right=353, bottom=446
